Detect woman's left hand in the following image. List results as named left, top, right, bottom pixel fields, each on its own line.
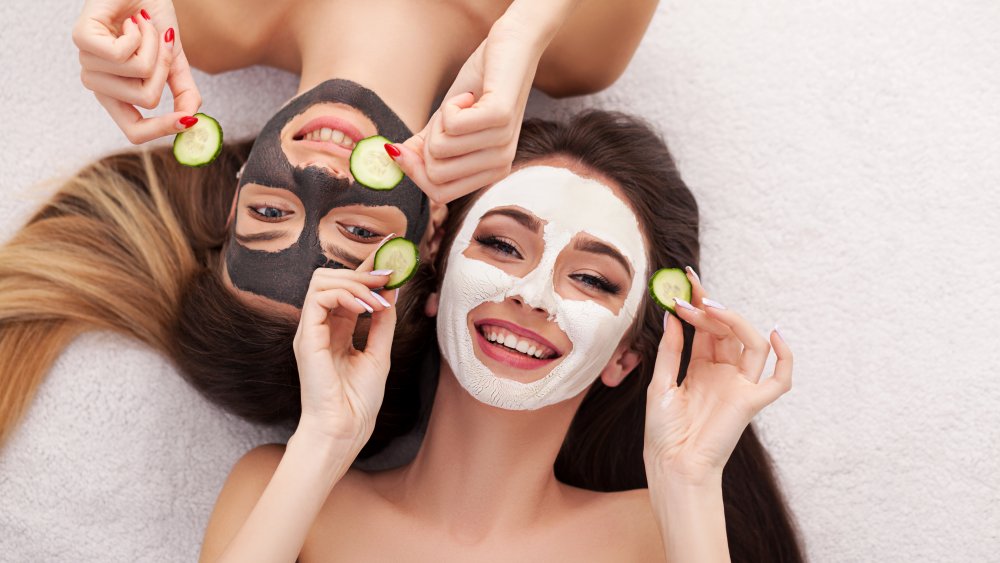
left=388, top=7, right=552, bottom=204
left=644, top=270, right=793, bottom=486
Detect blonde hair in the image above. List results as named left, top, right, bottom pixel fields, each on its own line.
left=0, top=143, right=249, bottom=447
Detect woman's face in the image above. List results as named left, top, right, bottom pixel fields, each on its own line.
left=436, top=162, right=649, bottom=410
left=224, top=80, right=431, bottom=310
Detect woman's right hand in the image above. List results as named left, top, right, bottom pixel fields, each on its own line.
left=73, top=0, right=201, bottom=144
left=292, top=256, right=398, bottom=453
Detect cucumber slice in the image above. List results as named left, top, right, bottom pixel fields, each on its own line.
left=172, top=113, right=223, bottom=167
left=374, top=237, right=420, bottom=289
left=648, top=268, right=692, bottom=314
left=350, top=135, right=404, bottom=190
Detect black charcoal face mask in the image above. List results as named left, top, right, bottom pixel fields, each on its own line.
left=226, top=79, right=430, bottom=308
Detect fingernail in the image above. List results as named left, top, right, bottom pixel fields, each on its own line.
left=663, top=313, right=670, bottom=331
left=673, top=297, right=697, bottom=313
left=685, top=266, right=701, bottom=284
left=394, top=288, right=400, bottom=301
left=164, top=27, right=175, bottom=43
left=371, top=291, right=391, bottom=308
left=130, top=15, right=138, bottom=25
left=384, top=143, right=401, bottom=159
left=702, top=297, right=726, bottom=310
left=370, top=269, right=394, bottom=276
left=179, top=115, right=198, bottom=128
left=140, top=9, right=151, bottom=20
left=354, top=297, right=374, bottom=314
left=773, top=324, right=787, bottom=343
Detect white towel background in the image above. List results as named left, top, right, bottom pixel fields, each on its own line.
left=2, top=1, right=998, bottom=561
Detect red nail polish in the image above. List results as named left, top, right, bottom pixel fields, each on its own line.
left=130, top=15, right=138, bottom=25
left=164, top=27, right=174, bottom=43
left=384, top=143, right=401, bottom=159
left=179, top=116, right=198, bottom=128
left=141, top=9, right=151, bottom=20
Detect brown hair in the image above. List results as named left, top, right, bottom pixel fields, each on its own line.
left=391, top=110, right=805, bottom=561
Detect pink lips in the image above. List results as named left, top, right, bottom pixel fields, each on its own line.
left=472, top=318, right=564, bottom=371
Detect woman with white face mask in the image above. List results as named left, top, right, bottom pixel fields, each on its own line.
left=201, top=111, right=804, bottom=562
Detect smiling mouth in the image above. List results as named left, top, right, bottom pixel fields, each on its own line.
left=474, top=322, right=561, bottom=361
left=292, top=117, right=365, bottom=151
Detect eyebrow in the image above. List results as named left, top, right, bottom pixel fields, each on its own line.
left=235, top=231, right=286, bottom=244
left=480, top=208, right=543, bottom=233
left=573, top=238, right=634, bottom=276
left=322, top=242, right=364, bottom=269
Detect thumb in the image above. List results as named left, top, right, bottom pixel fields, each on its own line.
left=388, top=136, right=439, bottom=198
left=440, top=91, right=477, bottom=133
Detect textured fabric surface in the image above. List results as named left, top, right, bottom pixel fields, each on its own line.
left=2, top=1, right=998, bottom=561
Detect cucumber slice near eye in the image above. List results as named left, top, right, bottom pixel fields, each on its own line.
left=172, top=113, right=223, bottom=167
left=374, top=237, right=420, bottom=289
left=350, top=135, right=404, bottom=190
left=648, top=268, right=693, bottom=314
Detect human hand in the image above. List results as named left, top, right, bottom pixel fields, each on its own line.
left=292, top=238, right=398, bottom=452
left=388, top=14, right=546, bottom=204
left=74, top=0, right=201, bottom=144
left=644, top=269, right=793, bottom=487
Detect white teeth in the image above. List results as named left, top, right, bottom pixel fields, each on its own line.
left=330, top=129, right=345, bottom=144
left=320, top=127, right=333, bottom=141
left=526, top=345, right=537, bottom=357
left=480, top=325, right=553, bottom=359
left=516, top=341, right=530, bottom=354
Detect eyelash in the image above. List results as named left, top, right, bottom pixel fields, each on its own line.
left=474, top=234, right=523, bottom=259
left=476, top=234, right=622, bottom=295
left=342, top=224, right=382, bottom=241
left=571, top=273, right=622, bottom=295
left=248, top=203, right=290, bottom=222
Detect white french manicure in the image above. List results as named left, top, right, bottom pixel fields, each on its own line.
left=354, top=297, right=374, bottom=314
left=702, top=297, right=726, bottom=310
left=773, top=324, right=787, bottom=343
left=685, top=266, right=701, bottom=284
left=673, top=297, right=697, bottom=312
left=370, top=269, right=394, bottom=276
left=371, top=291, right=391, bottom=308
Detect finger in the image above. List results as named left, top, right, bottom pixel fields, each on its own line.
left=78, top=16, right=159, bottom=78
left=354, top=234, right=397, bottom=274
left=307, top=288, right=366, bottom=348
left=307, top=273, right=391, bottom=313
left=441, top=92, right=517, bottom=136
left=755, top=327, right=793, bottom=408
left=73, top=16, right=142, bottom=64
left=423, top=146, right=511, bottom=185
left=93, top=93, right=192, bottom=144
left=649, top=314, right=685, bottom=396
left=81, top=33, right=174, bottom=110
left=439, top=92, right=478, bottom=135
left=363, top=288, right=398, bottom=363
left=702, top=300, right=771, bottom=381
left=301, top=287, right=364, bottom=333
left=683, top=270, right=740, bottom=365
left=424, top=125, right=512, bottom=160
left=672, top=297, right=731, bottom=338
left=166, top=47, right=202, bottom=115
left=310, top=266, right=394, bottom=290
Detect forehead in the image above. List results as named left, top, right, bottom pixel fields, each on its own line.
left=467, top=166, right=643, bottom=256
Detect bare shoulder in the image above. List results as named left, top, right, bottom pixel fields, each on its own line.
left=174, top=0, right=298, bottom=73
left=537, top=0, right=660, bottom=97
left=564, top=486, right=666, bottom=562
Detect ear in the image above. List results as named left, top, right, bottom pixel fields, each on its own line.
left=420, top=200, right=449, bottom=264
left=599, top=341, right=641, bottom=388
left=424, top=291, right=440, bottom=318
left=225, top=185, right=240, bottom=230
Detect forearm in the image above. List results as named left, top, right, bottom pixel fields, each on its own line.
left=647, top=472, right=731, bottom=563
left=211, top=431, right=355, bottom=563
left=500, top=0, right=583, bottom=49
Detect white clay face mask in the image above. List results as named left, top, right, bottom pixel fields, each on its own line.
left=436, top=166, right=648, bottom=410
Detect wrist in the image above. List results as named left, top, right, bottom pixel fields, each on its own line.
left=500, top=0, right=580, bottom=48
left=289, top=424, right=361, bottom=474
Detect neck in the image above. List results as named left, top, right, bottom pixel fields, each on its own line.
left=393, top=362, right=586, bottom=540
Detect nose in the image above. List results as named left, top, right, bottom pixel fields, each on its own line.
left=302, top=159, right=352, bottom=182
left=509, top=295, right=549, bottom=314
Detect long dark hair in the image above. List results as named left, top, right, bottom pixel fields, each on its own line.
left=390, top=110, right=805, bottom=561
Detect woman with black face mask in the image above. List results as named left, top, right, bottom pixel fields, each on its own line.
left=0, top=0, right=658, bottom=559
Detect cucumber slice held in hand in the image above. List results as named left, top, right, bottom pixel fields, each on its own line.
left=172, top=113, right=223, bottom=167
left=350, top=135, right=404, bottom=190
left=648, top=268, right=693, bottom=315
left=374, top=237, right=420, bottom=289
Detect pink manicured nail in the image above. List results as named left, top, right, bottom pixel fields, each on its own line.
left=354, top=297, right=374, bottom=314
left=370, top=270, right=394, bottom=276
left=371, top=291, right=391, bottom=308
left=773, top=324, right=787, bottom=343
left=685, top=266, right=701, bottom=284
left=702, top=297, right=726, bottom=310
